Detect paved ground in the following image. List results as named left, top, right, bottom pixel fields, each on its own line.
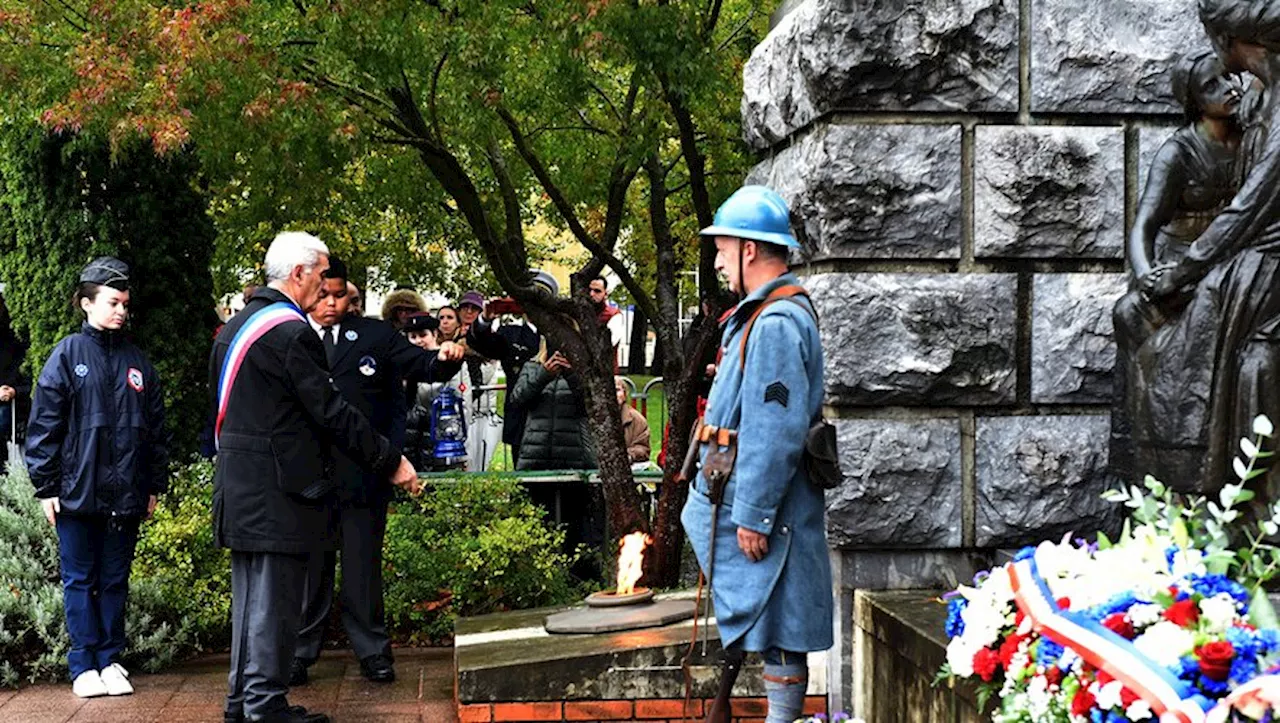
left=0, top=648, right=459, bottom=723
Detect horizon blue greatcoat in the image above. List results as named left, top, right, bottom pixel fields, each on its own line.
left=681, top=273, right=834, bottom=653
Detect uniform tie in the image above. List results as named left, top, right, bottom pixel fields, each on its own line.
left=322, top=326, right=337, bottom=366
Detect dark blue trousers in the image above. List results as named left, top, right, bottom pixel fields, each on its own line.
left=56, top=513, right=140, bottom=678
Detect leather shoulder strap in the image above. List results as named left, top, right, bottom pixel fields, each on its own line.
left=737, top=285, right=817, bottom=372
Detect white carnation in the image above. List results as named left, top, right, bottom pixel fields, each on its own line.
left=1199, top=593, right=1240, bottom=633
left=1127, top=603, right=1164, bottom=628
left=1094, top=680, right=1125, bottom=710
left=946, top=637, right=979, bottom=678
left=1125, top=700, right=1153, bottom=721
left=1133, top=621, right=1196, bottom=669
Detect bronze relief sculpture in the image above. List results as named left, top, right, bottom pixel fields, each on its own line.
left=1115, top=0, right=1280, bottom=495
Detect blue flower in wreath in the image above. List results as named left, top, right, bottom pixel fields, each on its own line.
left=944, top=598, right=966, bottom=638
left=1036, top=638, right=1064, bottom=666
left=1199, top=675, right=1229, bottom=696
left=1178, top=655, right=1200, bottom=680
left=1256, top=628, right=1280, bottom=654
left=1186, top=574, right=1250, bottom=608
left=1227, top=627, right=1260, bottom=659
left=1230, top=654, right=1259, bottom=685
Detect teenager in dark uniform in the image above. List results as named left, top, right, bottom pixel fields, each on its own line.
left=292, top=258, right=463, bottom=685
left=25, top=257, right=169, bottom=699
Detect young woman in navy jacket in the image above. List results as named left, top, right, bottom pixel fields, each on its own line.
left=24, top=257, right=168, bottom=699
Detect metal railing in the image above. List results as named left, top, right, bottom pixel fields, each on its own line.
left=437, top=376, right=669, bottom=474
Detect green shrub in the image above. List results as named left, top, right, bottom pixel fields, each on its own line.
left=0, top=464, right=583, bottom=683
left=129, top=460, right=232, bottom=655
left=0, top=461, right=231, bottom=686
left=383, top=476, right=581, bottom=643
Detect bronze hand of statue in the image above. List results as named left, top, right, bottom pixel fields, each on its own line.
left=1140, top=262, right=1184, bottom=303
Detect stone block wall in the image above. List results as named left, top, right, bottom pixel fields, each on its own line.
left=744, top=0, right=1205, bottom=713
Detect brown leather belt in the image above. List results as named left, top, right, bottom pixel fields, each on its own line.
left=697, top=423, right=737, bottom=447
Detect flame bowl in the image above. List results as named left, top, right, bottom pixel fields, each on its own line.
left=584, top=587, right=655, bottom=608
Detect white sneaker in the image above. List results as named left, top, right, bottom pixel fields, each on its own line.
left=99, top=663, right=133, bottom=696
left=72, top=670, right=108, bottom=698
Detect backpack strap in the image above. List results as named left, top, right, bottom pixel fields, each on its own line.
left=737, top=284, right=818, bottom=373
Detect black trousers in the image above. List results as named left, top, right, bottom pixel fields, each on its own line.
left=295, top=501, right=392, bottom=663
left=226, top=550, right=307, bottom=720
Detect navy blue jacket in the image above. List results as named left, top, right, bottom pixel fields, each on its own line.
left=320, top=314, right=460, bottom=505
left=25, top=324, right=169, bottom=517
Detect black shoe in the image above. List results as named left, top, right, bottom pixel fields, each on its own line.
left=288, top=658, right=310, bottom=687
left=225, top=706, right=320, bottom=723
left=358, top=654, right=395, bottom=683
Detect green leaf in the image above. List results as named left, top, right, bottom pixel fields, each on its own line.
left=1096, top=531, right=1112, bottom=550
left=1250, top=587, right=1280, bottom=630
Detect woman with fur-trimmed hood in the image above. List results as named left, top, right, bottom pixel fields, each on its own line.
left=380, top=289, right=427, bottom=331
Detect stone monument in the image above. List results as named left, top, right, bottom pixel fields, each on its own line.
left=741, top=0, right=1211, bottom=713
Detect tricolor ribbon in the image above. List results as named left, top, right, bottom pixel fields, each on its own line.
left=1008, top=551, right=1212, bottom=723
left=215, top=302, right=305, bottom=449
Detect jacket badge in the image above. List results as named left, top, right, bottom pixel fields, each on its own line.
left=764, top=381, right=790, bottom=408
left=345, top=329, right=358, bottom=341
left=74, top=363, right=89, bottom=378
left=127, top=367, right=145, bottom=392
left=358, top=355, right=377, bottom=376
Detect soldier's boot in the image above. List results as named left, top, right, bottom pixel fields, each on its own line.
left=704, top=647, right=745, bottom=723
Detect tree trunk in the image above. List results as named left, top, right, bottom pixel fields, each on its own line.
left=650, top=335, right=665, bottom=377
left=647, top=314, right=721, bottom=588
left=627, top=305, right=648, bottom=374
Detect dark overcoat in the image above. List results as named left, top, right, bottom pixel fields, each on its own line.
left=208, top=288, right=397, bottom=554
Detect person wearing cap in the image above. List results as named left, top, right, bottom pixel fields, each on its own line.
left=679, top=186, right=832, bottom=723
left=292, top=258, right=463, bottom=687
left=24, top=257, right=170, bottom=700
left=211, top=233, right=421, bottom=723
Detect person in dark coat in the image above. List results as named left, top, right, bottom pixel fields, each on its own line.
left=462, top=271, right=556, bottom=463
left=509, top=340, right=603, bottom=581
left=24, top=257, right=169, bottom=699
left=292, top=258, right=463, bottom=686
left=0, top=290, right=29, bottom=466
left=209, top=232, right=420, bottom=723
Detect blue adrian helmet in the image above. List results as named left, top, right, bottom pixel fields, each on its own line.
left=699, top=185, right=798, bottom=248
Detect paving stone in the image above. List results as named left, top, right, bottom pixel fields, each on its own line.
left=825, top=419, right=962, bottom=548
left=748, top=124, right=963, bottom=260
left=808, top=273, right=1018, bottom=405
left=1031, top=273, right=1128, bottom=403
left=975, top=125, right=1125, bottom=259
left=743, top=0, right=1019, bottom=148
left=976, top=415, right=1120, bottom=546
left=1031, top=0, right=1211, bottom=113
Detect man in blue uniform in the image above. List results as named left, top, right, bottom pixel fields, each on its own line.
left=292, top=258, right=463, bottom=685
left=680, top=186, right=832, bottom=723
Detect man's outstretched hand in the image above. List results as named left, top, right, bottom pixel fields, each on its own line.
left=437, top=341, right=466, bottom=362
left=391, top=455, right=422, bottom=495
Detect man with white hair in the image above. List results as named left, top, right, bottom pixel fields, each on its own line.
left=210, top=232, right=419, bottom=723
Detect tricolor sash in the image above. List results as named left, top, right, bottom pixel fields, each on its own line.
left=215, top=302, right=306, bottom=449
left=1008, top=551, right=1212, bottom=723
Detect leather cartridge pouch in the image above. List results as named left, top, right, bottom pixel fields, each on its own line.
left=701, top=427, right=738, bottom=505
left=804, top=417, right=843, bottom=490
